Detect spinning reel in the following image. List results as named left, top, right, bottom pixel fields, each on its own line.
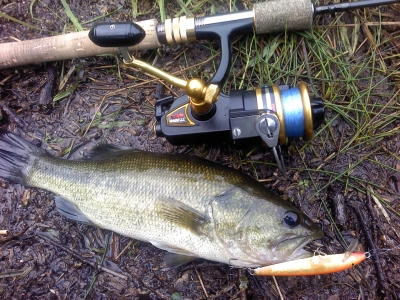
left=87, top=0, right=398, bottom=175
left=89, top=22, right=324, bottom=176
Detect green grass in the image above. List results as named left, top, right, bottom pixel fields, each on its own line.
left=60, top=0, right=83, bottom=31
left=0, top=11, right=56, bottom=33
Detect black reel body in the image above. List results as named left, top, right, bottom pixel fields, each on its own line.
left=155, top=83, right=324, bottom=147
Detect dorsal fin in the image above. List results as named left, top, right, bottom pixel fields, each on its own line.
left=85, top=144, right=132, bottom=160
left=80, top=144, right=137, bottom=161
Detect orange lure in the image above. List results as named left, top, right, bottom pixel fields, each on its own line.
left=253, top=252, right=366, bottom=276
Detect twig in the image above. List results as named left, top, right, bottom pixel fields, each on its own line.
left=97, top=265, right=128, bottom=281
left=128, top=268, right=166, bottom=299
left=318, top=125, right=349, bottom=248
left=38, top=66, right=57, bottom=112
left=350, top=203, right=388, bottom=298
left=250, top=275, right=269, bottom=299
left=239, top=269, right=246, bottom=300
left=0, top=230, right=8, bottom=235
left=38, top=233, right=167, bottom=298
left=38, top=233, right=127, bottom=281
left=0, top=74, right=13, bottom=85
left=83, top=235, right=111, bottom=300
left=272, top=276, right=284, bottom=300
left=368, top=188, right=391, bottom=222
left=0, top=268, right=28, bottom=279
left=115, top=239, right=134, bottom=260
left=0, top=101, right=26, bottom=128
left=193, top=263, right=208, bottom=298
left=209, top=283, right=235, bottom=299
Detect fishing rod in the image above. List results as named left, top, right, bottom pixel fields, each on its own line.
left=0, top=0, right=397, bottom=70
left=1, top=0, right=397, bottom=175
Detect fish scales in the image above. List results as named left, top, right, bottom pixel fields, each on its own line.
left=26, top=152, right=260, bottom=262
left=0, top=131, right=324, bottom=268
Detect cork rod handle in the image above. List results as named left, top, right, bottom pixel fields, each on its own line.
left=253, top=0, right=313, bottom=34
left=0, top=19, right=160, bottom=70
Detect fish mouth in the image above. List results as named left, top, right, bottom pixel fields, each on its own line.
left=270, top=232, right=323, bottom=262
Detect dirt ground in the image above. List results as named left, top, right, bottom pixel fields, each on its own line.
left=0, top=0, right=399, bottom=299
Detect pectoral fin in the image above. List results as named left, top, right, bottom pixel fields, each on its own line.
left=150, top=240, right=198, bottom=269
left=163, top=253, right=197, bottom=269
left=55, top=196, right=93, bottom=225
left=158, top=198, right=210, bottom=235
left=150, top=241, right=193, bottom=255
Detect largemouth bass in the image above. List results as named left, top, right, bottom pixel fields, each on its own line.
left=0, top=131, right=323, bottom=268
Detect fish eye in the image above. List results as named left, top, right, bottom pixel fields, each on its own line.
left=283, top=211, right=301, bottom=228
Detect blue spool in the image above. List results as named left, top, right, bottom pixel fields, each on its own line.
left=280, top=87, right=305, bottom=138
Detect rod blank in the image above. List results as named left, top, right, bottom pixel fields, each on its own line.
left=314, top=0, right=399, bottom=15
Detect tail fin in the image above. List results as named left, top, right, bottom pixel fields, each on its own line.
left=0, top=131, right=46, bottom=185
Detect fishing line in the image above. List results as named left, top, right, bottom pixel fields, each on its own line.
left=363, top=244, right=400, bottom=258
left=310, top=237, right=398, bottom=262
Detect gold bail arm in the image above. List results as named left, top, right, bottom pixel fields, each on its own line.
left=122, top=55, right=187, bottom=89
left=122, top=54, right=219, bottom=114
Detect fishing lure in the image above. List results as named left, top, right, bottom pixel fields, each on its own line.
left=253, top=252, right=367, bottom=276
